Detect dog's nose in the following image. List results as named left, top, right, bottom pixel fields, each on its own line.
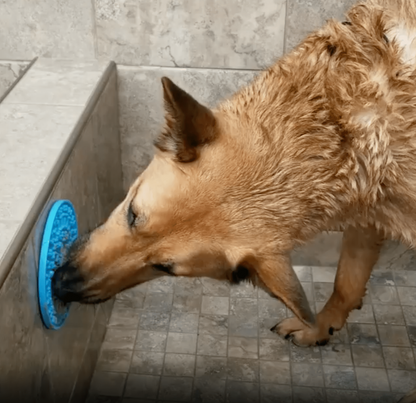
left=52, top=262, right=85, bottom=303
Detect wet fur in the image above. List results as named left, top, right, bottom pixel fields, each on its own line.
left=53, top=3, right=416, bottom=398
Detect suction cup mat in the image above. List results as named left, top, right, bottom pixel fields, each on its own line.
left=38, top=200, right=78, bottom=329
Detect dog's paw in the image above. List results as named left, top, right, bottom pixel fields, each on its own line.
left=271, top=317, right=331, bottom=347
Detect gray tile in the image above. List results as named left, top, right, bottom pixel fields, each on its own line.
left=143, top=293, right=173, bottom=312
left=322, top=365, right=357, bottom=389
left=292, top=386, right=326, bottom=403
left=197, top=334, right=227, bottom=357
left=388, top=369, right=416, bottom=393
left=374, top=305, right=405, bottom=325
left=108, top=304, right=141, bottom=329
left=321, top=344, right=352, bottom=366
left=169, top=312, right=199, bottom=333
left=348, top=324, right=380, bottom=345
left=285, top=0, right=356, bottom=52
left=408, top=326, right=416, bottom=347
left=291, top=344, right=321, bottom=364
left=311, top=267, right=336, bottom=283
left=0, top=61, right=29, bottom=98
left=325, top=389, right=359, bottom=403
left=113, top=292, right=145, bottom=310
left=199, top=315, right=229, bottom=336
left=229, top=298, right=258, bottom=338
left=355, top=367, right=390, bottom=391
left=163, top=353, right=196, bottom=377
left=166, top=333, right=198, bottom=354
left=259, top=338, right=290, bottom=362
left=95, top=348, right=133, bottom=373
left=403, top=306, right=416, bottom=326
left=230, top=282, right=257, bottom=298
left=130, top=351, right=164, bottom=375
left=195, top=356, right=227, bottom=380
left=259, top=361, right=291, bottom=384
left=378, top=325, right=410, bottom=347
left=95, top=0, right=285, bottom=69
left=135, top=331, right=167, bottom=352
left=117, top=66, right=258, bottom=188
left=139, top=312, right=170, bottom=332
left=228, top=337, right=258, bottom=359
left=260, top=384, right=292, bottom=403
left=331, top=326, right=350, bottom=344
left=102, top=328, right=137, bottom=351
left=347, top=305, right=375, bottom=324
left=201, top=278, right=230, bottom=297
left=158, top=376, right=193, bottom=401
left=174, top=278, right=203, bottom=296
left=370, top=286, right=400, bottom=305
left=383, top=347, right=415, bottom=370
left=0, top=2, right=95, bottom=59
left=124, top=374, right=160, bottom=399
left=397, top=287, right=416, bottom=306
left=301, top=282, right=314, bottom=305
left=173, top=294, right=202, bottom=314
left=359, top=391, right=400, bottom=403
left=147, top=277, right=175, bottom=293
left=258, top=298, right=287, bottom=338
left=226, top=381, right=260, bottom=403
left=201, top=296, right=229, bottom=316
left=89, top=372, right=126, bottom=397
left=192, top=378, right=226, bottom=403
left=291, top=363, right=324, bottom=387
left=313, top=283, right=333, bottom=303
left=351, top=345, right=384, bottom=368
left=293, top=266, right=313, bottom=282
left=227, top=358, right=259, bottom=382
left=394, top=271, right=416, bottom=286
left=86, top=396, right=122, bottom=403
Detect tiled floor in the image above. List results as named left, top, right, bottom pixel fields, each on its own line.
left=87, top=265, right=416, bottom=403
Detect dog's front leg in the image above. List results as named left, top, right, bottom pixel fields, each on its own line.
left=254, top=253, right=316, bottom=328
left=273, top=225, right=383, bottom=347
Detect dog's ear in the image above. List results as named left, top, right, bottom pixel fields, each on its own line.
left=155, top=77, right=217, bottom=163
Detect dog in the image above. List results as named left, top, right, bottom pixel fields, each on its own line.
left=53, top=0, right=415, bottom=366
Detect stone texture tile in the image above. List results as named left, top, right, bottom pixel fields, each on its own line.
left=193, top=377, right=226, bottom=403
left=124, top=374, right=160, bottom=399
left=293, top=266, right=313, bottom=282
left=370, top=286, right=400, bottom=305
left=291, top=345, right=321, bottom=364
left=347, top=305, right=375, bottom=324
left=321, top=344, right=352, bottom=366
left=292, top=386, right=326, bottom=403
left=169, top=313, right=199, bottom=334
left=383, top=347, right=415, bottom=370
left=403, top=306, right=416, bottom=326
left=229, top=298, right=258, bottom=338
left=397, top=287, right=416, bottom=306
left=291, top=363, right=324, bottom=387
left=195, top=356, right=227, bottom=380
left=135, top=331, right=167, bottom=352
left=258, top=298, right=287, bottom=338
left=108, top=303, right=141, bottom=329
left=130, top=351, right=164, bottom=375
left=228, top=337, right=258, bottom=359
left=166, top=333, right=198, bottom=354
left=348, top=324, right=380, bottom=345
left=322, top=365, right=357, bottom=390
left=148, top=277, right=175, bottom=294
left=201, top=278, right=230, bottom=297
left=95, top=0, right=285, bottom=69
left=0, top=61, right=29, bottom=99
left=374, top=305, right=405, bottom=325
left=378, top=325, right=410, bottom=347
left=408, top=326, right=416, bottom=347
left=226, top=358, right=259, bottom=382
left=95, top=348, right=133, bottom=373
left=313, top=283, right=333, bottom=303
left=325, top=389, right=359, bottom=403
left=259, top=338, right=290, bottom=362
left=285, top=0, right=356, bottom=52
left=230, top=282, right=258, bottom=298
left=261, top=384, right=292, bottom=403
left=369, top=270, right=395, bottom=286
left=388, top=369, right=416, bottom=393
left=351, top=345, right=384, bottom=368
left=163, top=354, right=196, bottom=377
left=395, top=271, right=416, bottom=287
left=139, top=312, right=170, bottom=332
left=201, top=296, right=229, bottom=316
left=143, top=293, right=173, bottom=312
left=89, top=372, right=127, bottom=397
left=117, top=66, right=258, bottom=188
left=355, top=367, right=390, bottom=392
left=174, top=278, right=203, bottom=296
left=158, top=376, right=193, bottom=401
left=0, top=1, right=95, bottom=59
left=198, top=314, right=229, bottom=336
left=226, top=381, right=260, bottom=403
left=259, top=361, right=291, bottom=384
left=172, top=294, right=202, bottom=314
left=197, top=334, right=227, bottom=357
left=359, top=390, right=402, bottom=403
left=311, top=267, right=336, bottom=283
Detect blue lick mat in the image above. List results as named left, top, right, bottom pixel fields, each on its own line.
left=38, top=200, right=78, bottom=330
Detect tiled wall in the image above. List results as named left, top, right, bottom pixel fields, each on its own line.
left=0, top=65, right=124, bottom=403
left=0, top=0, right=357, bottom=190
left=0, top=61, right=30, bottom=100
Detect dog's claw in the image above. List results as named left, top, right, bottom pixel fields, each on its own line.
left=270, top=324, right=278, bottom=332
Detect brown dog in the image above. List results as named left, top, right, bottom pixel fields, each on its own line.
left=53, top=0, right=416, bottom=350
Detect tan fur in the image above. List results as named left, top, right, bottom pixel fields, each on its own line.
left=53, top=0, right=416, bottom=374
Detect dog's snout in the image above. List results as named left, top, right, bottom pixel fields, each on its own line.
left=52, top=262, right=86, bottom=303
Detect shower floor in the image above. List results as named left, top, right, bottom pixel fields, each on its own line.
left=86, top=264, right=416, bottom=403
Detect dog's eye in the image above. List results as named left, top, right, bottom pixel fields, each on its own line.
left=127, top=201, right=137, bottom=227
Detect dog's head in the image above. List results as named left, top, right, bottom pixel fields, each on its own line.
left=52, top=77, right=276, bottom=304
